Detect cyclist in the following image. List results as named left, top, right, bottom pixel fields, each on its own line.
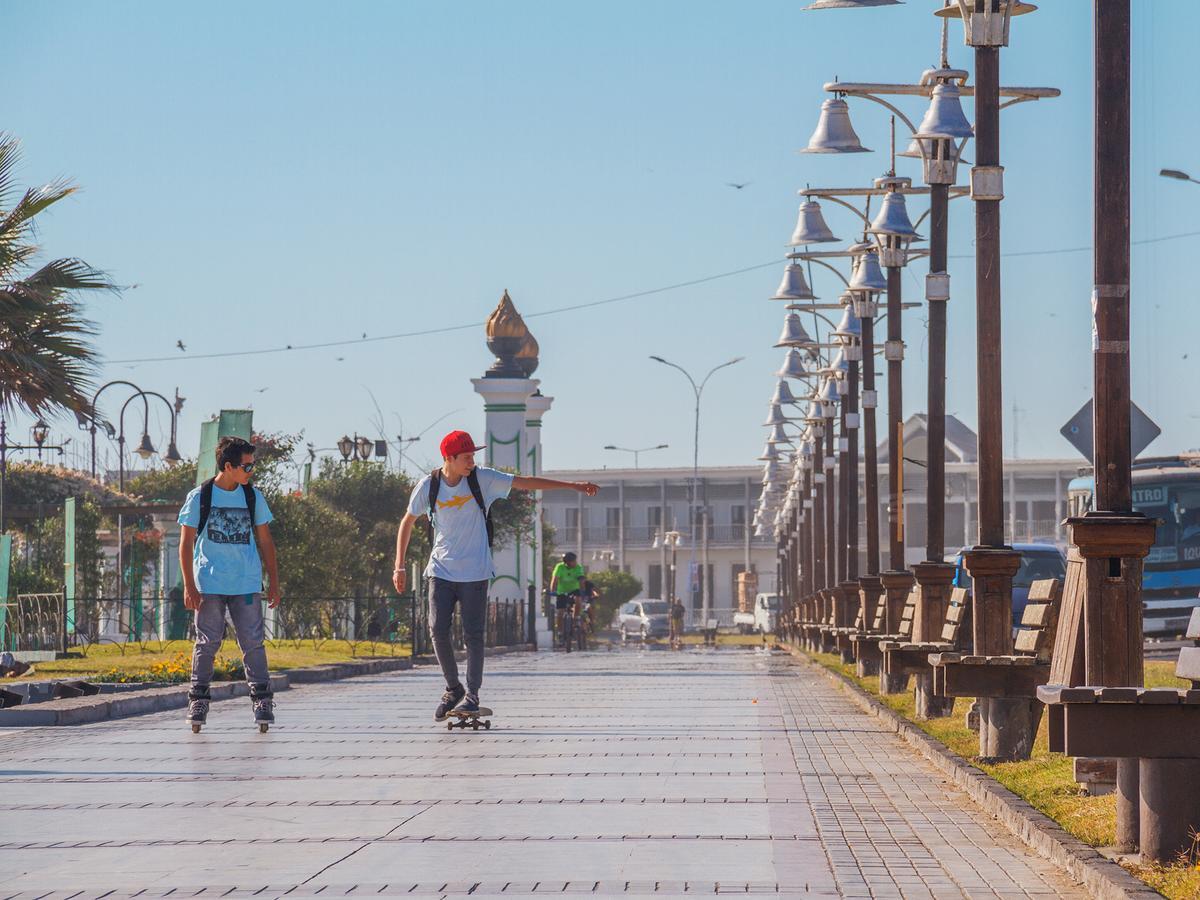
left=549, top=552, right=585, bottom=650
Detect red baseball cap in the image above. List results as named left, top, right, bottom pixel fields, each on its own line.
left=440, top=430, right=486, bottom=459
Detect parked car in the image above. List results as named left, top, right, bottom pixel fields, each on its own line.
left=735, top=593, right=779, bottom=634
left=617, top=599, right=671, bottom=641
left=950, top=542, right=1067, bottom=624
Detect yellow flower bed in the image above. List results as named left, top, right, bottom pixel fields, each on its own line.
left=92, top=652, right=243, bottom=684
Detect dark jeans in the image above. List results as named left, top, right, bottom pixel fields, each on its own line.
left=429, top=578, right=488, bottom=696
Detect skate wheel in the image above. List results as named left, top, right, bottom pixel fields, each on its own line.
left=447, top=721, right=454, bottom=730
left=191, top=723, right=201, bottom=734
left=258, top=723, right=269, bottom=733
left=483, top=720, right=491, bottom=730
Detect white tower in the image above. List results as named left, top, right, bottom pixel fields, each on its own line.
left=470, top=292, right=544, bottom=638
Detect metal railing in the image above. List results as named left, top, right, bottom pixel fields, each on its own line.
left=2, top=594, right=527, bottom=657
left=560, top=524, right=772, bottom=547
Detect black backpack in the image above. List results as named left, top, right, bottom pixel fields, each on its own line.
left=427, top=468, right=493, bottom=549
left=197, top=477, right=257, bottom=534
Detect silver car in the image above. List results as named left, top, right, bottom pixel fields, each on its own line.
left=618, top=599, right=671, bottom=641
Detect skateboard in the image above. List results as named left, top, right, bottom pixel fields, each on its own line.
left=445, top=707, right=493, bottom=730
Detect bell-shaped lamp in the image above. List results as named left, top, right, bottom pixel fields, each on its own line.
left=775, top=348, right=811, bottom=380
left=766, top=423, right=794, bottom=446
left=764, top=403, right=794, bottom=427
left=771, top=262, right=817, bottom=301
left=788, top=200, right=839, bottom=245
left=134, top=432, right=156, bottom=460
left=771, top=379, right=800, bottom=407
left=914, top=82, right=974, bottom=140
left=757, top=442, right=780, bottom=462
left=164, top=441, right=183, bottom=466
left=775, top=313, right=817, bottom=350
left=801, top=97, right=871, bottom=154
left=832, top=304, right=862, bottom=345
left=848, top=248, right=888, bottom=291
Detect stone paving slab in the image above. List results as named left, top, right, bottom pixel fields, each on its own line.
left=0, top=649, right=1088, bottom=898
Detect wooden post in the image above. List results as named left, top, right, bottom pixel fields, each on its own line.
left=860, top=315, right=881, bottom=577
left=885, top=265, right=905, bottom=569
left=847, top=358, right=860, bottom=580
left=912, top=560, right=956, bottom=719
left=837, top=402, right=850, bottom=584
left=926, top=182, right=950, bottom=564
left=856, top=575, right=884, bottom=677
left=824, top=419, right=837, bottom=591
left=813, top=436, right=826, bottom=594
left=879, top=570, right=914, bottom=694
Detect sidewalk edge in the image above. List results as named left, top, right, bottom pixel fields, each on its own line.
left=785, top=646, right=1163, bottom=900
left=0, top=647, right=533, bottom=727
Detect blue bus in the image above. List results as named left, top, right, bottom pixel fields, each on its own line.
left=1067, top=456, right=1200, bottom=636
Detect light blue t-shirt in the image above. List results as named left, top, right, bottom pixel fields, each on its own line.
left=178, top=483, right=274, bottom=595
left=408, top=466, right=514, bottom=583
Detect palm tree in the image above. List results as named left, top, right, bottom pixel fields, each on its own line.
left=0, top=134, right=118, bottom=418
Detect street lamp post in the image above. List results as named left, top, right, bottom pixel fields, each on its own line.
left=649, top=355, right=742, bottom=626
left=0, top=416, right=66, bottom=534
left=603, top=444, right=669, bottom=469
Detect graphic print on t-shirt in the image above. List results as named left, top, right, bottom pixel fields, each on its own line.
left=438, top=494, right=473, bottom=511
left=207, top=507, right=252, bottom=545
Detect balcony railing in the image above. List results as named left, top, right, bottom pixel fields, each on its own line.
left=558, top=524, right=771, bottom=547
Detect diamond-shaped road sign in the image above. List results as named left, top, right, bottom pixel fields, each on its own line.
left=1060, top=400, right=1161, bottom=463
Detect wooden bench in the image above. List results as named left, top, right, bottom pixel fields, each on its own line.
left=851, top=587, right=917, bottom=694
left=882, top=587, right=971, bottom=678
left=848, top=587, right=889, bottom=675
left=1037, top=635, right=1200, bottom=863
left=930, top=578, right=1062, bottom=701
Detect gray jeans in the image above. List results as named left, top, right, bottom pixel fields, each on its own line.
left=429, top=578, right=488, bottom=696
left=191, top=593, right=270, bottom=687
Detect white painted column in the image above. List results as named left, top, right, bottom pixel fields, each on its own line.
left=471, top=376, right=538, bottom=610
left=525, top=392, right=553, bottom=648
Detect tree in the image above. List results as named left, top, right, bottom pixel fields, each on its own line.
left=586, top=570, right=643, bottom=627
left=309, top=460, right=423, bottom=596
left=126, top=460, right=198, bottom=504
left=267, top=492, right=363, bottom=598
left=0, top=135, right=119, bottom=417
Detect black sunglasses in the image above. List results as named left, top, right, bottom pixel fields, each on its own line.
left=239, top=462, right=255, bottom=473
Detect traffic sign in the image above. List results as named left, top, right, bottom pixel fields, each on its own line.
left=1060, top=400, right=1161, bottom=462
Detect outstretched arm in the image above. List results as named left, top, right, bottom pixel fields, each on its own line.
left=512, top=475, right=598, bottom=496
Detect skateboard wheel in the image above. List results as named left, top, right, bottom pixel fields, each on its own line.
left=191, top=723, right=201, bottom=734
left=484, top=720, right=491, bottom=730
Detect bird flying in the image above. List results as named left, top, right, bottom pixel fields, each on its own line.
left=176, top=340, right=186, bottom=351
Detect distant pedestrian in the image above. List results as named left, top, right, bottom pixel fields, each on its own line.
left=178, top=436, right=281, bottom=732
left=393, top=430, right=597, bottom=721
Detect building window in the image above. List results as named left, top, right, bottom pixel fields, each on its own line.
left=648, top=564, right=662, bottom=598
left=606, top=507, right=621, bottom=541
left=731, top=505, right=746, bottom=540
left=565, top=507, right=579, bottom=543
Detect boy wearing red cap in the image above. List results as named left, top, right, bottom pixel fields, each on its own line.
left=393, top=430, right=597, bottom=719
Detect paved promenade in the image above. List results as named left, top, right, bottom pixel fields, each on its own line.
left=0, top=649, right=1085, bottom=899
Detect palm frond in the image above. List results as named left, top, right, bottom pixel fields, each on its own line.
left=0, top=136, right=23, bottom=209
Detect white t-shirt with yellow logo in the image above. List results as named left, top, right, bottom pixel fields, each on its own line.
left=407, top=466, right=514, bottom=582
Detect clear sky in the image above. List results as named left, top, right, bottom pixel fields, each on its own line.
left=5, top=1, right=1198, bottom=478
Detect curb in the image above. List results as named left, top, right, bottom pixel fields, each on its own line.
left=785, top=646, right=1163, bottom=900
left=0, top=649, right=527, bottom=728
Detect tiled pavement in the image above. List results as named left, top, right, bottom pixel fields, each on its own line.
left=0, top=648, right=1087, bottom=899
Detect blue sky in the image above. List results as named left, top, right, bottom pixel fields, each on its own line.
left=5, top=1, right=1198, bottom=477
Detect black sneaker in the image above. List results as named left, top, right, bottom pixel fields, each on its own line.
left=453, top=693, right=480, bottom=714
left=435, top=684, right=465, bottom=721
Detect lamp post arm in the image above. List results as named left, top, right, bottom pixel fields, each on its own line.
left=796, top=256, right=852, bottom=289
left=815, top=195, right=873, bottom=231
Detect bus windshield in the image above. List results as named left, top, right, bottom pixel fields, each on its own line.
left=1135, top=481, right=1200, bottom=564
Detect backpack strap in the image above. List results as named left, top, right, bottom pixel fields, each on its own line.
left=197, top=478, right=216, bottom=533
left=426, top=469, right=441, bottom=549
left=242, top=483, right=257, bottom=528
left=466, top=468, right=494, bottom=549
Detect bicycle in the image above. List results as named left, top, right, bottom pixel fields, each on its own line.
left=571, top=596, right=591, bottom=651
left=554, top=591, right=580, bottom=652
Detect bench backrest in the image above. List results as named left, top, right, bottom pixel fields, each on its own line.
left=1177, top=645, right=1200, bottom=688
left=871, top=595, right=887, bottom=632
left=1013, top=578, right=1063, bottom=662
left=897, top=587, right=917, bottom=640
left=940, top=587, right=971, bottom=646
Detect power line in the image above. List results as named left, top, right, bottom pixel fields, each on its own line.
left=108, top=228, right=1200, bottom=366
